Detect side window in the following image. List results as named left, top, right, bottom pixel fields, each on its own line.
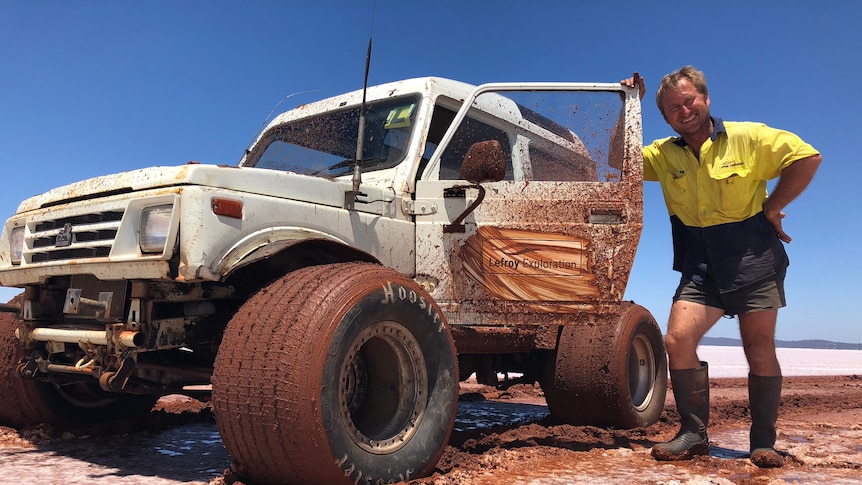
left=421, top=89, right=623, bottom=183
left=439, top=116, right=513, bottom=181
left=529, top=144, right=598, bottom=182
left=504, top=90, right=624, bottom=183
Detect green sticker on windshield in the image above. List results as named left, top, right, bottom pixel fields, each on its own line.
left=384, top=104, right=415, bottom=129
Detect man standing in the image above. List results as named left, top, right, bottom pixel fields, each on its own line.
left=623, top=67, right=821, bottom=468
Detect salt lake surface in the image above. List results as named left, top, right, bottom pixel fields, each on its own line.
left=697, top=345, right=862, bottom=378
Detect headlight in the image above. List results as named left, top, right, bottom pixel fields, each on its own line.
left=10, top=226, right=24, bottom=264
left=139, top=205, right=174, bottom=254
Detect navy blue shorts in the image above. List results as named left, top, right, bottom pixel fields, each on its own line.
left=673, top=271, right=786, bottom=317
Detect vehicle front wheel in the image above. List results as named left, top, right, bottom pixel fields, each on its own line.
left=212, top=262, right=458, bottom=485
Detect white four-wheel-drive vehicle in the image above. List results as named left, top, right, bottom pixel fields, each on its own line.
left=0, top=77, right=666, bottom=484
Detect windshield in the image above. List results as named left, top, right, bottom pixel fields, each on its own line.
left=244, top=95, right=421, bottom=178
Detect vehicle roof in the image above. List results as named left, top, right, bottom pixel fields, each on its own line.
left=266, top=77, right=475, bottom=127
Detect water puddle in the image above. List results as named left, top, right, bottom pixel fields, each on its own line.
left=0, top=422, right=230, bottom=484
left=455, top=400, right=550, bottom=432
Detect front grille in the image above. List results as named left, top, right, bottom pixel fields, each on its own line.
left=33, top=211, right=124, bottom=232
left=27, top=210, right=124, bottom=263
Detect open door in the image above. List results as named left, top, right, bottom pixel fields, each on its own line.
left=414, top=83, right=643, bottom=324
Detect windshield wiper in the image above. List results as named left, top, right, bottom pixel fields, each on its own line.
left=312, top=157, right=389, bottom=176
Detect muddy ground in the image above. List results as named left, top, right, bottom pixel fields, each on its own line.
left=0, top=375, right=860, bottom=484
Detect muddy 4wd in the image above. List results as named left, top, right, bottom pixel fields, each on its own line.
left=0, top=77, right=665, bottom=484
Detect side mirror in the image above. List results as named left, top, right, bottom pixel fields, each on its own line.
left=444, top=140, right=506, bottom=234
left=460, top=140, right=506, bottom=183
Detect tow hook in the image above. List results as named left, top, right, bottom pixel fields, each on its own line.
left=16, top=353, right=42, bottom=379
left=99, top=357, right=136, bottom=392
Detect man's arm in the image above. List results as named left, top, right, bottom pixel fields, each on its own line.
left=762, top=154, right=822, bottom=243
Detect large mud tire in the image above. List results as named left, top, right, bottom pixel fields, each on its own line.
left=0, top=293, right=41, bottom=427
left=541, top=302, right=667, bottom=428
left=212, top=262, right=458, bottom=485
left=0, top=294, right=157, bottom=430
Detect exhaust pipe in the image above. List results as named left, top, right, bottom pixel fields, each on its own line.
left=16, top=327, right=142, bottom=348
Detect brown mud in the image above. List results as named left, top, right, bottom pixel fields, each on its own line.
left=400, top=375, right=862, bottom=484
left=0, top=375, right=860, bottom=484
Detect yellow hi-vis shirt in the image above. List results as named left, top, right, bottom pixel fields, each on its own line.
left=643, top=118, right=820, bottom=293
left=643, top=119, right=820, bottom=228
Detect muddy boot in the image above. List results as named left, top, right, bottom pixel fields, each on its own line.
left=652, top=362, right=710, bottom=461
left=749, top=374, right=784, bottom=468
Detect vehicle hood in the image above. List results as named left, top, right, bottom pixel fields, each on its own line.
left=15, top=164, right=353, bottom=213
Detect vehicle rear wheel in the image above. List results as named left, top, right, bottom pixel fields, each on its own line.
left=212, top=262, right=458, bottom=485
left=0, top=294, right=157, bottom=430
left=541, top=302, right=667, bottom=428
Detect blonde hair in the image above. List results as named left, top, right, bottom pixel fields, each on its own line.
left=656, top=66, right=709, bottom=117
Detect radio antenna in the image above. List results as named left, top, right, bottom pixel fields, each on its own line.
left=348, top=0, right=376, bottom=207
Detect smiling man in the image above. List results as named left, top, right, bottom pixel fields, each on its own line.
left=623, top=66, right=821, bottom=468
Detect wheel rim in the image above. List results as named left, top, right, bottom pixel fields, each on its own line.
left=339, top=321, right=427, bottom=454
left=628, top=333, right=656, bottom=411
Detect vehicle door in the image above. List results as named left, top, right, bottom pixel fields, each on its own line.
left=413, top=83, right=643, bottom=323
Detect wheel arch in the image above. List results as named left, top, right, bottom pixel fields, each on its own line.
left=215, top=227, right=378, bottom=275
left=219, top=232, right=380, bottom=297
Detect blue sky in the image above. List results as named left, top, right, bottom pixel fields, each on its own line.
left=0, top=1, right=859, bottom=343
